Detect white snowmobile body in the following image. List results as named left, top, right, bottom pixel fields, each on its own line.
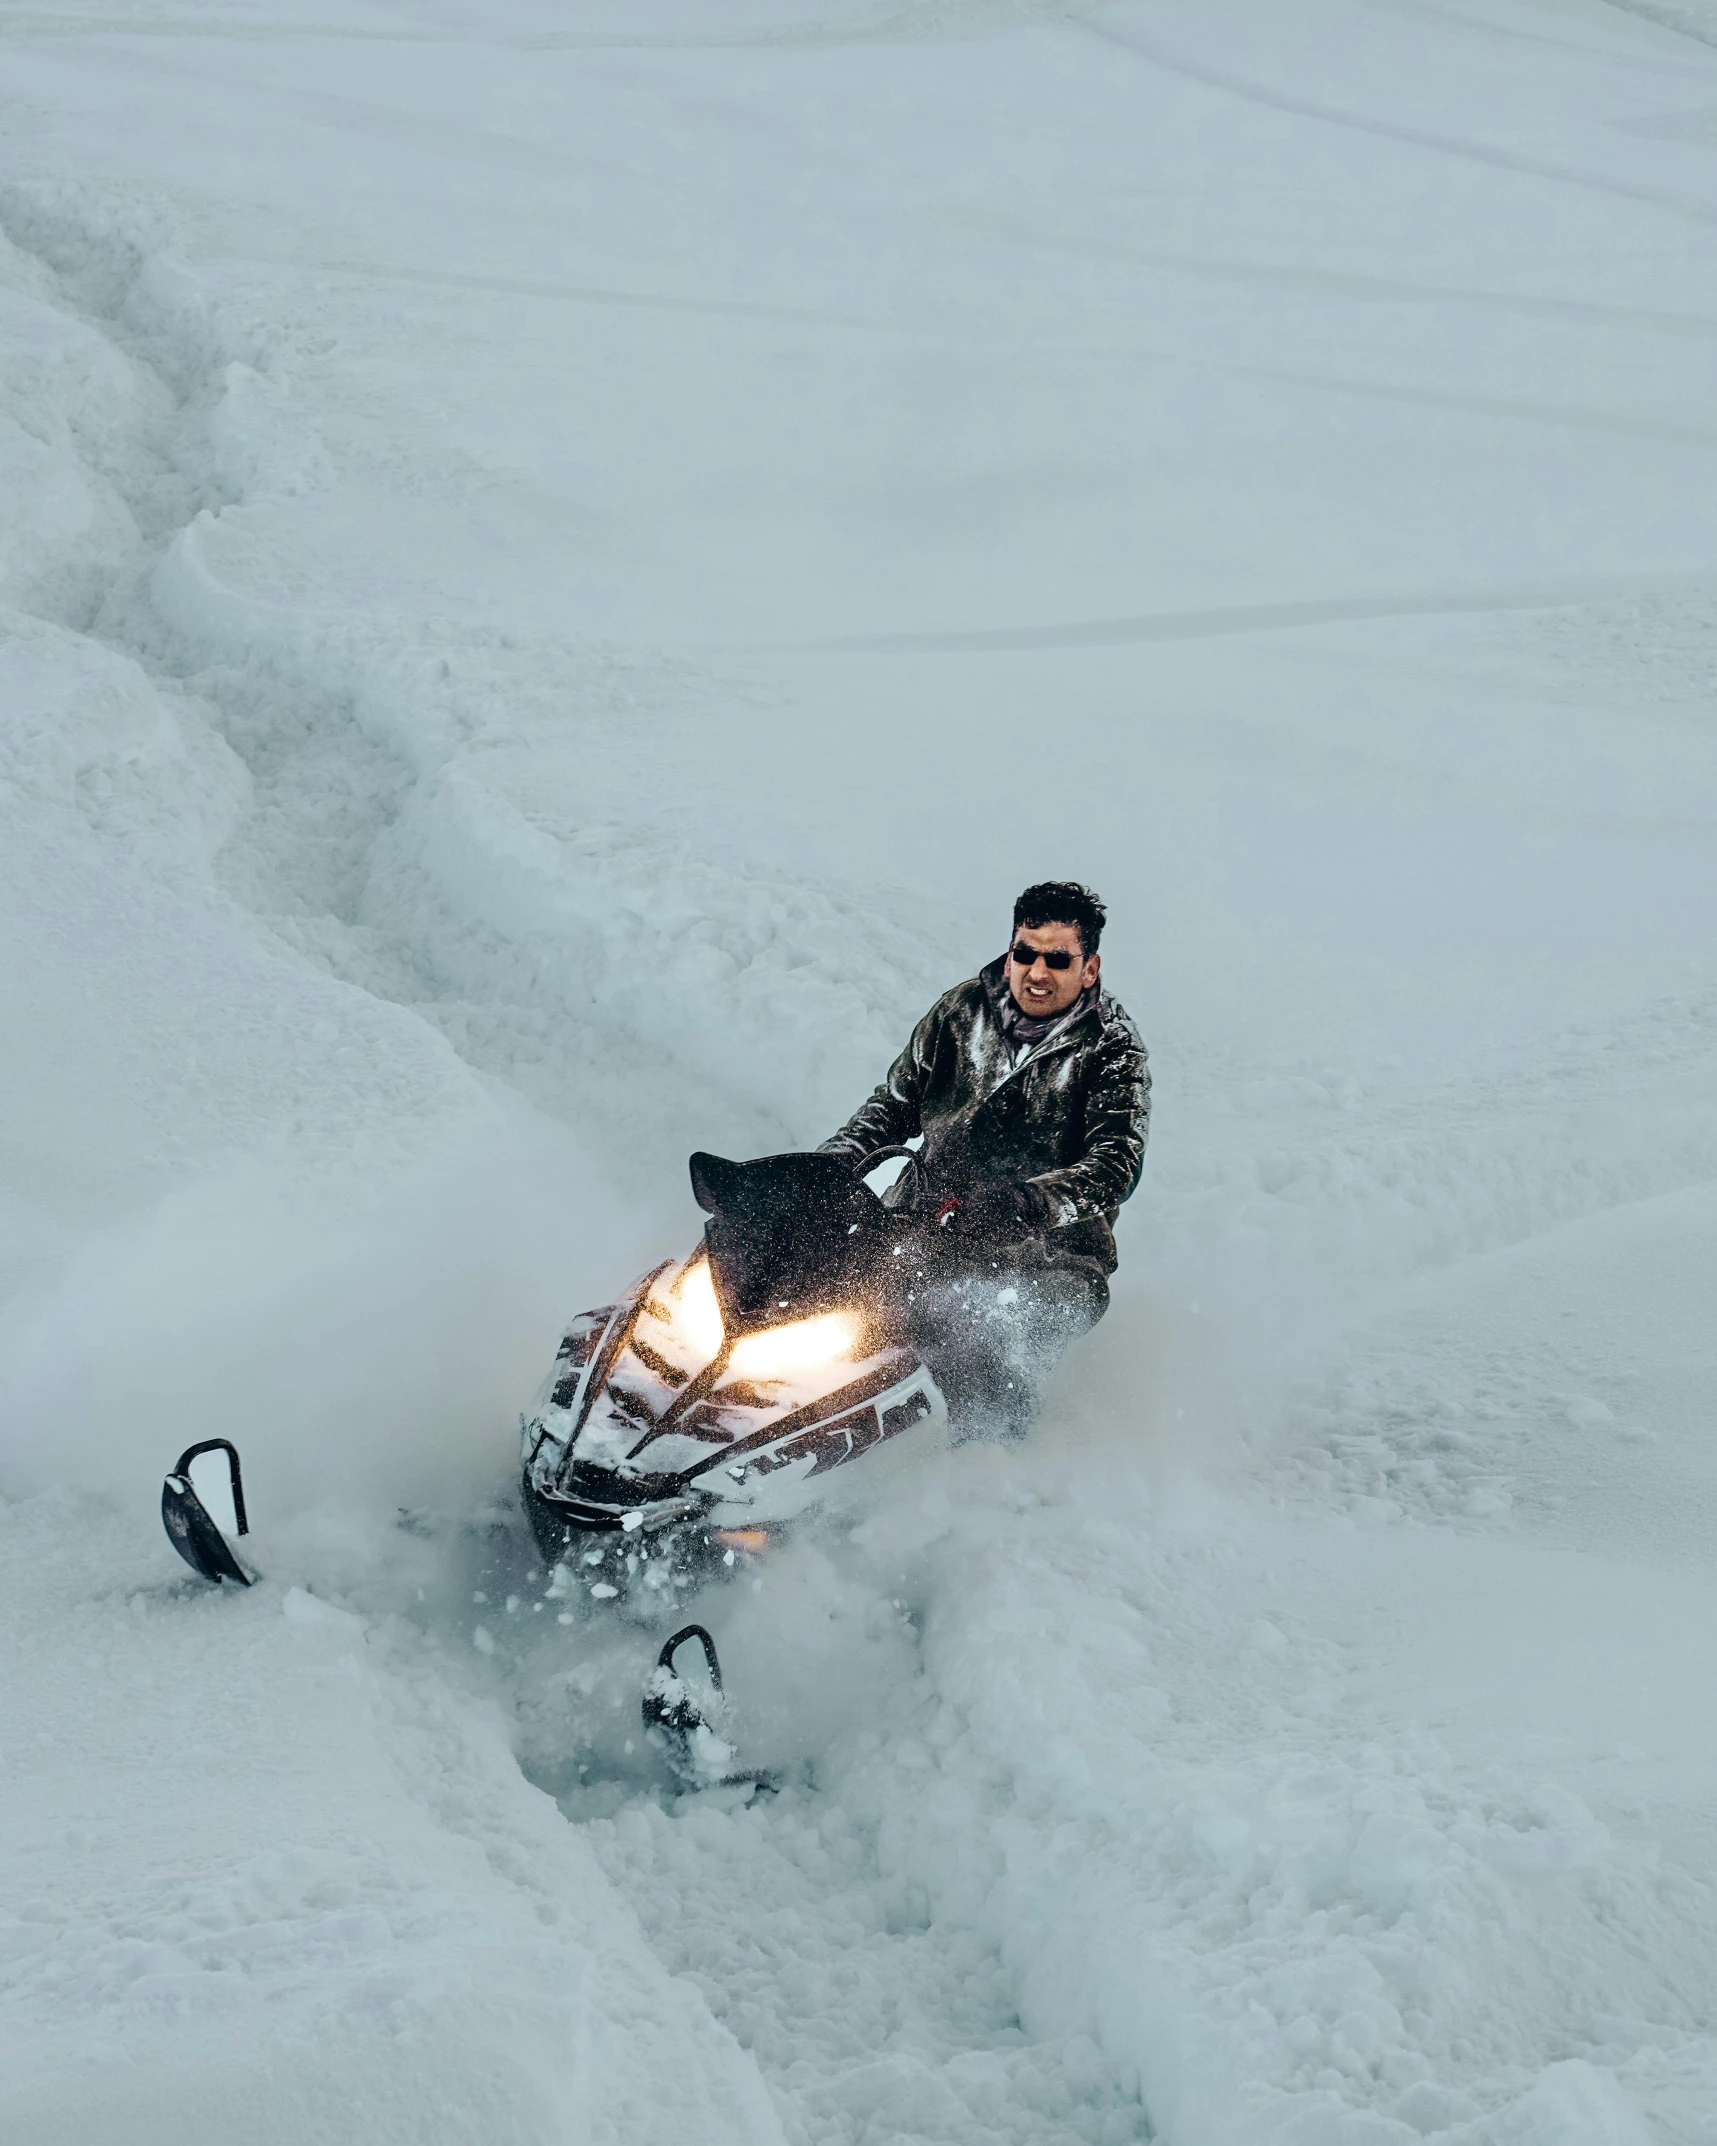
left=520, top=1149, right=949, bottom=1570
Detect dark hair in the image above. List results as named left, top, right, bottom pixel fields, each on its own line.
left=1012, top=881, right=1106, bottom=957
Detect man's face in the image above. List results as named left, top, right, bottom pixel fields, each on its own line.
left=1006, top=920, right=1099, bottom=1019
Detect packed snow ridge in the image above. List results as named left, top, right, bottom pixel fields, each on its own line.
left=3, top=4, right=1717, bottom=2143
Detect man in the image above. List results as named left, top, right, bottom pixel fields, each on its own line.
left=821, top=882, right=1150, bottom=1435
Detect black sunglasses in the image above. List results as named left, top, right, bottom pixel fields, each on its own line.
left=1009, top=940, right=1078, bottom=971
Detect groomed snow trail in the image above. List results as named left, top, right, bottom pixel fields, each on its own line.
left=5, top=2, right=1717, bottom=2141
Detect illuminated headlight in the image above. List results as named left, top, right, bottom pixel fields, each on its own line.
left=639, top=1255, right=860, bottom=1383
left=638, top=1256, right=725, bottom=1363
left=729, top=1310, right=859, bottom=1382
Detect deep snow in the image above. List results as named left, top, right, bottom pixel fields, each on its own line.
left=3, top=1, right=1717, bottom=2140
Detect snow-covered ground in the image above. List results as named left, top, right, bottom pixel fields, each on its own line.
left=4, top=1, right=1717, bottom=2139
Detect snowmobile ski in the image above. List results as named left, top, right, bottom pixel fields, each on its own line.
left=641, top=1623, right=776, bottom=1795
left=161, top=1439, right=254, bottom=1586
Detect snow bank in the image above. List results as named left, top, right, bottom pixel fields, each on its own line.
left=0, top=210, right=626, bottom=1520
left=0, top=1494, right=785, bottom=2146
left=0, top=251, right=144, bottom=616
left=618, top=1423, right=1715, bottom=2145
left=0, top=172, right=796, bottom=2144
left=0, top=609, right=244, bottom=870
left=148, top=492, right=946, bottom=1149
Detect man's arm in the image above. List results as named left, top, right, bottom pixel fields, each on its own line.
left=1024, top=1020, right=1151, bottom=1226
left=818, top=1000, right=943, bottom=1166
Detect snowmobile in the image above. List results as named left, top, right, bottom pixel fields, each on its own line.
left=518, top=1147, right=951, bottom=1601
left=158, top=1147, right=969, bottom=1793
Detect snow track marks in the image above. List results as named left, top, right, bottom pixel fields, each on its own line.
left=0, top=176, right=1157, bottom=2146
left=0, top=180, right=941, bottom=1159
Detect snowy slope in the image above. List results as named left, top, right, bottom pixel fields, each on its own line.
left=3, top=1, right=1717, bottom=2140
left=2, top=1500, right=786, bottom=2146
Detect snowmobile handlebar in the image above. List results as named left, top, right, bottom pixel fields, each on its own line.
left=853, top=1144, right=918, bottom=1178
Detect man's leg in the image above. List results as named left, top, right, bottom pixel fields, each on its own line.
left=917, top=1256, right=1109, bottom=1441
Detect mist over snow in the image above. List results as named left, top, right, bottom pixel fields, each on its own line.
left=3, top=2, right=1717, bottom=2142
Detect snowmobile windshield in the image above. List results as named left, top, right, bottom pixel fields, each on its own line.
left=688, top=1150, right=887, bottom=1331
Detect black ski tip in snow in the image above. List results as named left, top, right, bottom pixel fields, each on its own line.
left=642, top=1623, right=777, bottom=1797
left=161, top=1438, right=254, bottom=1587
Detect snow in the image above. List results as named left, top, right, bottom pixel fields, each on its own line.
left=3, top=1, right=1717, bottom=2141
left=2, top=1497, right=786, bottom=2146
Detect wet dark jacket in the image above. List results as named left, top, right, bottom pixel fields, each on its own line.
left=820, top=957, right=1151, bottom=1273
